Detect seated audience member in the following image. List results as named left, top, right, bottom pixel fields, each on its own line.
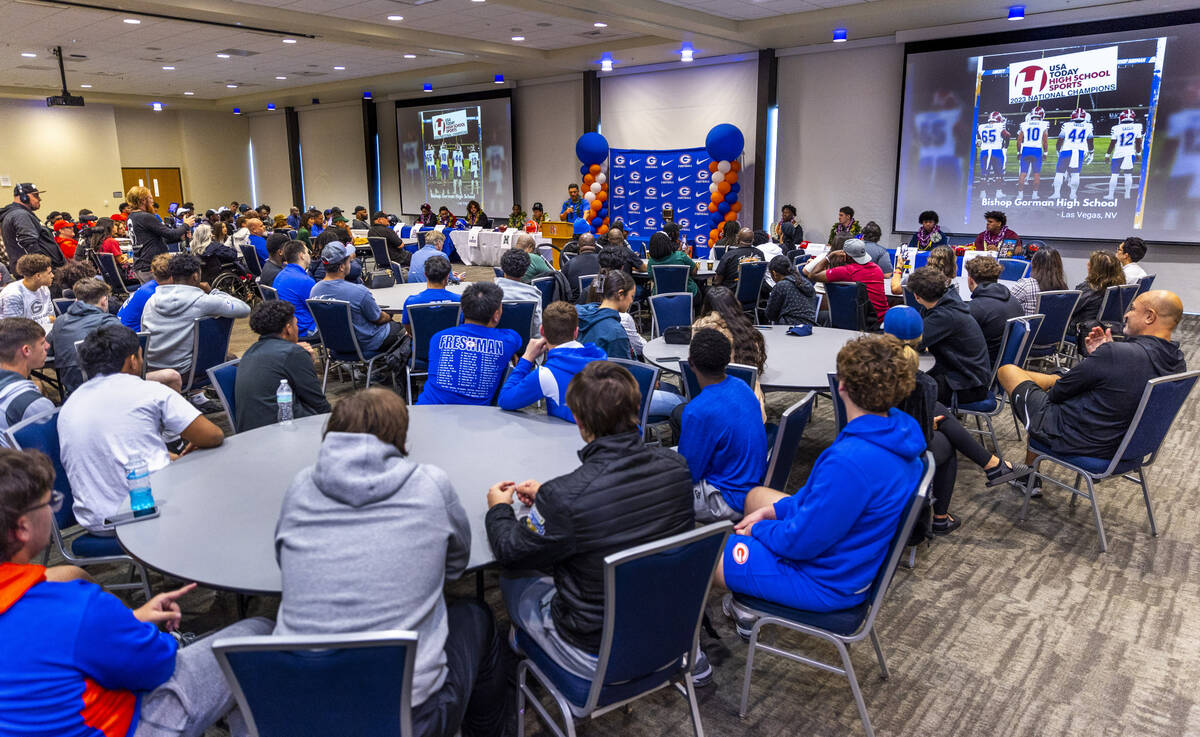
left=495, top=249, right=543, bottom=334
left=1117, top=236, right=1148, bottom=282
left=765, top=254, right=816, bottom=325
left=0, top=448, right=272, bottom=737
left=753, top=229, right=780, bottom=261
left=859, top=221, right=894, bottom=276
left=417, top=282, right=521, bottom=405
left=965, top=255, right=1024, bottom=365
left=273, top=240, right=319, bottom=340
left=907, top=210, right=946, bottom=251
left=691, top=286, right=767, bottom=419
left=999, top=291, right=1186, bottom=466
left=486, top=361, right=694, bottom=679
left=246, top=218, right=269, bottom=262
left=562, top=234, right=599, bottom=301
left=597, top=224, right=644, bottom=274
left=118, top=253, right=171, bottom=331
left=714, top=221, right=740, bottom=248
left=719, top=335, right=924, bottom=616
left=311, top=244, right=404, bottom=355
left=368, top=210, right=412, bottom=267
left=827, top=205, right=862, bottom=245
left=258, top=232, right=291, bottom=286
left=351, top=205, right=370, bottom=229
left=807, top=238, right=890, bottom=321
left=1070, top=251, right=1125, bottom=342
left=497, top=301, right=606, bottom=421
left=235, top=300, right=329, bottom=433
left=402, top=254, right=461, bottom=332
left=677, top=328, right=768, bottom=522
left=188, top=221, right=215, bottom=257
left=647, top=230, right=698, bottom=296
left=52, top=260, right=101, bottom=302
left=286, top=206, right=300, bottom=229
left=409, top=231, right=461, bottom=284
left=713, top=227, right=764, bottom=291
left=907, top=266, right=990, bottom=405
left=0, top=254, right=55, bottom=332
left=88, top=217, right=137, bottom=283
left=52, top=220, right=79, bottom=259
left=0, top=318, right=54, bottom=443
left=890, top=243, right=956, bottom=297
left=575, top=269, right=634, bottom=358
left=52, top=279, right=180, bottom=394
left=1009, top=246, right=1068, bottom=315
left=514, top=234, right=554, bottom=282
left=309, top=229, right=363, bottom=284
left=60, top=324, right=224, bottom=532
left=141, top=254, right=251, bottom=377
left=274, top=388, right=512, bottom=735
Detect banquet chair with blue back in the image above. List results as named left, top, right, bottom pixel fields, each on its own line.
left=406, top=302, right=462, bottom=401
left=206, top=358, right=240, bottom=431
left=649, top=293, right=692, bottom=338
left=240, top=245, right=263, bottom=278
left=952, top=315, right=1036, bottom=458
left=179, top=316, right=234, bottom=395
left=497, top=300, right=537, bottom=354
left=998, top=258, right=1031, bottom=281
left=650, top=265, right=690, bottom=296
left=1026, top=290, right=1081, bottom=368
left=678, top=361, right=757, bottom=400
left=532, top=276, right=557, bottom=311
left=761, top=393, right=816, bottom=491
left=607, top=358, right=662, bottom=442
left=307, top=298, right=390, bottom=393
left=1097, top=283, right=1141, bottom=331
left=1135, top=274, right=1156, bottom=296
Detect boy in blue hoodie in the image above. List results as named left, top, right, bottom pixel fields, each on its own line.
left=497, top=301, right=606, bottom=422
left=718, top=334, right=926, bottom=613
left=0, top=447, right=271, bottom=737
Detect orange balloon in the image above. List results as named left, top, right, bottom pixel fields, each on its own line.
left=589, top=164, right=602, bottom=175
left=709, top=161, right=719, bottom=172
left=724, top=212, right=737, bottom=222
left=710, top=229, right=719, bottom=242
left=717, top=181, right=731, bottom=195
left=725, top=172, right=738, bottom=185
left=731, top=201, right=742, bottom=213
left=597, top=224, right=608, bottom=235
left=708, top=202, right=718, bottom=213
left=730, top=160, right=741, bottom=173
left=590, top=199, right=602, bottom=212
left=710, top=192, right=723, bottom=204
left=597, top=190, right=607, bottom=202
left=583, top=174, right=595, bottom=186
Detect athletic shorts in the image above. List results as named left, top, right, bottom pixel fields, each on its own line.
left=1009, top=380, right=1053, bottom=444
left=454, top=167, right=463, bottom=177
left=1056, top=153, right=1084, bottom=173
left=693, top=480, right=740, bottom=524
left=1111, top=155, right=1135, bottom=173
left=979, top=150, right=1005, bottom=174
left=721, top=536, right=858, bottom=612
left=1020, top=152, right=1043, bottom=175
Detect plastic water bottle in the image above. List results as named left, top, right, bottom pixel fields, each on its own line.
left=276, top=379, right=293, bottom=426
left=125, top=459, right=155, bottom=513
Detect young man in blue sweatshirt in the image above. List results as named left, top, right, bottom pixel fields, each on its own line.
left=719, top=334, right=926, bottom=615
left=402, top=254, right=461, bottom=331
left=417, top=281, right=522, bottom=405
left=117, top=253, right=170, bottom=331
left=497, top=301, right=606, bottom=422
left=677, top=328, right=769, bottom=522
left=0, top=447, right=271, bottom=737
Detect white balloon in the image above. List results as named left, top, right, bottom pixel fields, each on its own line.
left=717, top=160, right=732, bottom=173
left=584, top=191, right=596, bottom=202
left=709, top=183, right=719, bottom=194
left=711, top=171, right=725, bottom=184
left=590, top=182, right=602, bottom=193
left=596, top=173, right=606, bottom=184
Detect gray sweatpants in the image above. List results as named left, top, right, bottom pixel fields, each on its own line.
left=135, top=617, right=274, bottom=737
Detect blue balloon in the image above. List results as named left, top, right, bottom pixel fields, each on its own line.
left=730, top=182, right=741, bottom=194
left=725, top=192, right=737, bottom=203
left=580, top=164, right=589, bottom=176
left=599, top=207, right=607, bottom=218
left=591, top=216, right=603, bottom=228
left=717, top=202, right=730, bottom=214
left=705, top=123, right=745, bottom=163
left=711, top=213, right=723, bottom=225
left=573, top=217, right=591, bottom=235
left=575, top=132, right=609, bottom=165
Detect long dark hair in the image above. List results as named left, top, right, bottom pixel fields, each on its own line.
left=1030, top=248, right=1068, bottom=291
left=701, top=286, right=766, bottom=371
left=716, top=221, right=739, bottom=245
left=586, top=268, right=635, bottom=305
left=87, top=218, right=115, bottom=252
left=648, top=231, right=674, bottom=261
left=768, top=254, right=801, bottom=282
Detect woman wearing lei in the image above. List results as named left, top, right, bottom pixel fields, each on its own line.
left=826, top=205, right=862, bottom=245
left=464, top=200, right=489, bottom=227
left=906, top=210, right=946, bottom=251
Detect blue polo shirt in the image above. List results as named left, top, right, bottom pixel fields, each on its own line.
left=250, top=234, right=269, bottom=262
left=401, top=287, right=461, bottom=324
left=118, top=279, right=157, bottom=330
left=273, top=263, right=318, bottom=337
left=407, top=246, right=446, bottom=283
left=310, top=278, right=390, bottom=351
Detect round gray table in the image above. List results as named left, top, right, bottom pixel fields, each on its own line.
left=371, top=282, right=465, bottom=310
left=643, top=325, right=934, bottom=391
left=117, top=406, right=585, bottom=594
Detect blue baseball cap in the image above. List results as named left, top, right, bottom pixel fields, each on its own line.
left=882, top=305, right=923, bottom=341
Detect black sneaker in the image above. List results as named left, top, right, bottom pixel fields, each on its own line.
left=986, top=461, right=1031, bottom=487
left=932, top=514, right=961, bottom=535
left=721, top=594, right=757, bottom=641
left=688, top=648, right=713, bottom=687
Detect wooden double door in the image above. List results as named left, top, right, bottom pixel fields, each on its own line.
left=120, top=167, right=184, bottom=213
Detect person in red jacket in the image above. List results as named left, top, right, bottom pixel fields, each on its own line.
left=53, top=219, right=79, bottom=259
left=0, top=447, right=271, bottom=737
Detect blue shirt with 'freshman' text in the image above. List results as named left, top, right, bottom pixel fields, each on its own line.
left=417, top=323, right=521, bottom=405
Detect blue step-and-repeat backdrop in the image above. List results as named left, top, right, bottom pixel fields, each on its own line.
left=608, top=147, right=713, bottom=247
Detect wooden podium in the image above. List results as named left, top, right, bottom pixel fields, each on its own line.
left=539, top=220, right=574, bottom=269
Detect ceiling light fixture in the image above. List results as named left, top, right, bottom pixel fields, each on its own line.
left=226, top=83, right=238, bottom=88
left=494, top=74, right=504, bottom=84
left=80, top=83, right=92, bottom=88
left=511, top=35, right=525, bottom=42
left=387, top=14, right=403, bottom=20
left=282, top=38, right=297, bottom=44
left=594, top=22, right=607, bottom=28
left=151, top=102, right=163, bottom=112
left=184, top=91, right=194, bottom=95
left=268, top=103, right=276, bottom=111
left=123, top=18, right=140, bottom=24
left=20, top=52, right=36, bottom=58
left=680, top=43, right=694, bottom=62
left=333, top=65, right=345, bottom=70
left=233, top=108, right=241, bottom=115
left=471, top=0, right=485, bottom=3
left=833, top=28, right=847, bottom=42
left=423, top=83, right=433, bottom=92
left=162, top=65, right=174, bottom=70
left=404, top=53, right=416, bottom=59
left=363, top=91, right=372, bottom=99
left=217, top=53, right=230, bottom=58
left=276, top=75, right=286, bottom=80
left=1008, top=5, right=1025, bottom=20
left=600, top=53, right=613, bottom=72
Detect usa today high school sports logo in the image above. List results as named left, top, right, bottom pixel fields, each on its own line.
left=1008, top=45, right=1118, bottom=104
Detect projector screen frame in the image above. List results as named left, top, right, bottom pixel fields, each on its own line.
left=893, top=7, right=1200, bottom=243
left=394, top=88, right=518, bottom=219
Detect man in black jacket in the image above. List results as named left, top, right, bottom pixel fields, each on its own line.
left=233, top=300, right=329, bottom=432
left=352, top=206, right=370, bottom=230
left=965, top=256, right=1023, bottom=365
left=1, top=184, right=63, bottom=268
left=486, top=361, right=693, bottom=679
left=563, top=234, right=599, bottom=301
left=367, top=211, right=412, bottom=267
left=127, top=185, right=194, bottom=281
left=908, top=266, right=991, bottom=405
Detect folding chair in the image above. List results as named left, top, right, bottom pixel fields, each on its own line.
left=498, top=300, right=537, bottom=353
left=532, top=276, right=557, bottom=311
left=258, top=284, right=278, bottom=301
left=406, top=302, right=462, bottom=401
left=1135, top=274, right=1155, bottom=296
left=608, top=358, right=662, bottom=442
left=1097, top=283, right=1140, bottom=331
left=493, top=266, right=504, bottom=279
left=1019, top=370, right=1199, bottom=552
left=578, top=275, right=597, bottom=300
left=998, top=258, right=1031, bottom=280
left=240, top=245, right=264, bottom=278
left=367, top=236, right=392, bottom=272
left=826, top=282, right=874, bottom=331
left=678, top=361, right=757, bottom=400
left=516, top=522, right=732, bottom=737
left=731, top=454, right=934, bottom=737
left=5, top=409, right=151, bottom=601
left=1025, top=290, right=1081, bottom=368
left=650, top=264, right=689, bottom=296
left=206, top=359, right=240, bottom=430
left=53, top=298, right=75, bottom=315
left=180, top=316, right=234, bottom=394
left=214, top=630, right=418, bottom=737
left=307, top=299, right=390, bottom=393
left=952, top=315, right=1034, bottom=457
left=96, top=252, right=130, bottom=296
left=761, top=392, right=816, bottom=490
left=734, top=261, right=768, bottom=317
left=649, top=293, right=692, bottom=339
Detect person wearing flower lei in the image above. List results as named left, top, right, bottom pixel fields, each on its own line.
left=464, top=200, right=488, bottom=228
left=826, top=205, right=862, bottom=245
left=973, top=210, right=1023, bottom=256
left=415, top=203, right=437, bottom=226
left=906, top=210, right=946, bottom=251
left=437, top=206, right=457, bottom=227
left=507, top=203, right=527, bottom=228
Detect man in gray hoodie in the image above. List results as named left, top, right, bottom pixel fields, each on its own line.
left=274, top=388, right=513, bottom=737
left=142, top=253, right=250, bottom=378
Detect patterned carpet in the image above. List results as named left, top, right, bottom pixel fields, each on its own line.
left=75, top=300, right=1200, bottom=737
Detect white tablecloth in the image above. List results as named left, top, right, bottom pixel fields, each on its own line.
left=448, top=229, right=552, bottom=266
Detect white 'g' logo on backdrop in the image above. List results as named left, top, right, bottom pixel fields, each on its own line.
left=697, top=170, right=709, bottom=182
left=645, top=217, right=657, bottom=228
left=630, top=171, right=641, bottom=182
left=662, top=171, right=674, bottom=182
left=646, top=186, right=657, bottom=198
left=629, top=202, right=641, bottom=213
left=679, top=186, right=692, bottom=198
left=696, top=234, right=707, bottom=245
left=678, top=218, right=691, bottom=229
left=614, top=185, right=625, bottom=197
left=680, top=154, right=692, bottom=165
left=647, top=155, right=658, bottom=166
left=615, top=155, right=625, bottom=165
left=694, top=202, right=707, bottom=215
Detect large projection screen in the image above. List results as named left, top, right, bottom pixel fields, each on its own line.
left=895, top=10, right=1200, bottom=242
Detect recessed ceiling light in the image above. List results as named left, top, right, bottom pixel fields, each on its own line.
left=387, top=14, right=403, bottom=21
left=333, top=65, right=345, bottom=70
left=123, top=18, right=141, bottom=24
left=151, top=102, right=163, bottom=112
left=282, top=38, right=297, bottom=44
left=494, top=74, right=504, bottom=83
left=1008, top=5, right=1025, bottom=20
left=276, top=75, right=287, bottom=80
left=593, top=22, right=607, bottom=28
left=833, top=28, right=847, bottom=42
left=217, top=53, right=230, bottom=58
left=226, top=83, right=238, bottom=88
left=184, top=91, right=194, bottom=95
left=20, top=52, right=36, bottom=58
left=404, top=53, right=416, bottom=59
left=511, top=35, right=525, bottom=41
left=80, top=83, right=92, bottom=88
left=162, top=65, right=175, bottom=70
left=471, top=0, right=485, bottom=3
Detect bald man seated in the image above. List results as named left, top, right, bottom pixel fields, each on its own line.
left=998, top=290, right=1186, bottom=462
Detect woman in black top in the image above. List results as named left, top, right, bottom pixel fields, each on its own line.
left=765, top=254, right=817, bottom=325
left=464, top=200, right=489, bottom=228
left=1071, top=250, right=1125, bottom=353
left=126, top=185, right=193, bottom=280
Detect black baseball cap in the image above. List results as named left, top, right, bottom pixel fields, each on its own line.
left=14, top=183, right=43, bottom=197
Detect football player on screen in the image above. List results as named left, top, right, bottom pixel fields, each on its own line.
left=977, top=111, right=1010, bottom=198
left=1052, top=108, right=1094, bottom=200
left=425, top=145, right=436, bottom=179
left=1017, top=106, right=1049, bottom=200
left=469, top=146, right=481, bottom=180
left=913, top=89, right=966, bottom=197
left=439, top=142, right=450, bottom=181
left=453, top=144, right=465, bottom=179
left=1105, top=109, right=1144, bottom=200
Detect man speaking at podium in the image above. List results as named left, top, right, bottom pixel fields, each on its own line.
left=560, top=184, right=587, bottom=221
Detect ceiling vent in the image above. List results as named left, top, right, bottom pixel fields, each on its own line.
left=216, top=48, right=260, bottom=57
